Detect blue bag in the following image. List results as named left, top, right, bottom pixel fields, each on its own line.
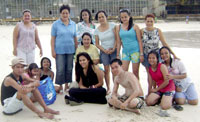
left=38, top=77, right=56, bottom=105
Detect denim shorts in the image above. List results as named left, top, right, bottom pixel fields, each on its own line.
left=100, top=49, right=117, bottom=66
left=156, top=91, right=175, bottom=97
left=122, top=51, right=140, bottom=63
left=175, top=83, right=198, bottom=100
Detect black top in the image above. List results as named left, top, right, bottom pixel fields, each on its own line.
left=1, top=73, right=23, bottom=105
left=80, top=67, right=98, bottom=88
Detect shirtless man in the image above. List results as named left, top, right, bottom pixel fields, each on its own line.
left=1, top=57, right=59, bottom=119
left=109, top=58, right=144, bottom=114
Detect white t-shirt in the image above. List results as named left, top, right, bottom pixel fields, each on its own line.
left=94, top=22, right=116, bottom=50
left=168, top=59, right=192, bottom=92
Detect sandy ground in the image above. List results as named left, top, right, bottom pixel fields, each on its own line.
left=0, top=21, right=200, bottom=122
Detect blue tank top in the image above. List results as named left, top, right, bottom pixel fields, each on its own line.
left=119, top=25, right=139, bottom=53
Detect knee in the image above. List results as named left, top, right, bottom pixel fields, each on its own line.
left=188, top=99, right=198, bottom=105
left=175, top=99, right=185, bottom=105
left=161, top=103, right=172, bottom=110
left=146, top=98, right=155, bottom=106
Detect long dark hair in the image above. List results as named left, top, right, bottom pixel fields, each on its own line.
left=81, top=32, right=93, bottom=45
left=80, top=9, right=92, bottom=23
left=159, top=46, right=173, bottom=68
left=40, top=57, right=52, bottom=70
left=119, top=9, right=133, bottom=31
left=75, top=52, right=94, bottom=82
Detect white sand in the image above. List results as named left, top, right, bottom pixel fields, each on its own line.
left=0, top=21, right=200, bottom=122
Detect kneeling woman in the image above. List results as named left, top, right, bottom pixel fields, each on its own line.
left=146, top=51, right=175, bottom=117
left=66, top=52, right=107, bottom=105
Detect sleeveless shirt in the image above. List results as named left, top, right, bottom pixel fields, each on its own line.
left=1, top=73, right=23, bottom=105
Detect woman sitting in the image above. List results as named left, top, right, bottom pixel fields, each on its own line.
left=65, top=52, right=107, bottom=105
left=146, top=50, right=175, bottom=117
left=160, top=46, right=198, bottom=105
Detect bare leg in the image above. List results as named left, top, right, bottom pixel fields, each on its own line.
left=132, top=63, right=140, bottom=79
left=104, top=65, right=110, bottom=94
left=32, top=89, right=59, bottom=115
left=122, top=60, right=130, bottom=71
left=17, top=92, right=54, bottom=119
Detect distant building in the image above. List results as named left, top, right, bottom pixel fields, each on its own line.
left=166, top=0, right=200, bottom=14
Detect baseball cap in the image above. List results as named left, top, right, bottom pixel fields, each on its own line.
left=10, top=57, right=27, bottom=67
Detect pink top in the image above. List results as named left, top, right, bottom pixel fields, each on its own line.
left=149, top=63, right=175, bottom=93
left=17, top=22, right=36, bottom=53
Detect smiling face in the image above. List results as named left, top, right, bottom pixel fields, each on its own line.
left=97, top=12, right=107, bottom=24
left=60, top=9, right=70, bottom=21
left=23, top=12, right=31, bottom=23
left=82, top=11, right=89, bottom=22
left=145, top=17, right=154, bottom=28
left=42, top=59, right=50, bottom=69
left=31, top=68, right=39, bottom=77
left=82, top=35, right=92, bottom=48
left=148, top=53, right=158, bottom=66
left=79, top=55, right=89, bottom=69
left=111, top=62, right=123, bottom=76
left=160, top=48, right=171, bottom=62
left=120, top=12, right=130, bottom=24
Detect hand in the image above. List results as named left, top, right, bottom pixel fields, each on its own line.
left=108, top=48, right=114, bottom=54
left=176, top=87, right=182, bottom=92
left=120, top=102, right=128, bottom=110
left=104, top=49, right=110, bottom=54
left=140, top=55, right=144, bottom=63
left=150, top=88, right=157, bottom=93
left=166, top=74, right=173, bottom=81
left=116, top=55, right=120, bottom=59
left=39, top=49, right=43, bottom=57
left=52, top=50, right=56, bottom=58
left=13, top=49, right=17, bottom=56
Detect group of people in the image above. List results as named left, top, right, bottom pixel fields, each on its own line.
left=1, top=4, right=198, bottom=119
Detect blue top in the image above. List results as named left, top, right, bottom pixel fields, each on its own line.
left=119, top=26, right=139, bottom=53
left=94, top=22, right=116, bottom=50
left=51, top=19, right=77, bottom=54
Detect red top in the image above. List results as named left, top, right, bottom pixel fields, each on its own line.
left=149, top=63, right=175, bottom=93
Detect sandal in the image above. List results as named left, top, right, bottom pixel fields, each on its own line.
left=173, top=104, right=183, bottom=111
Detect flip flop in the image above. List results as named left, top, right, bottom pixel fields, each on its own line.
left=173, top=104, right=183, bottom=111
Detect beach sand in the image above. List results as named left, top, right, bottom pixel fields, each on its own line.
left=0, top=21, right=200, bottom=122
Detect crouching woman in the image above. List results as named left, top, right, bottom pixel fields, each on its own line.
left=65, top=52, right=107, bottom=105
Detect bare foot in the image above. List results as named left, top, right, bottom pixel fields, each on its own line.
left=45, top=108, right=60, bottom=115
left=38, top=112, right=54, bottom=119
left=125, top=108, right=141, bottom=115
left=44, top=107, right=60, bottom=115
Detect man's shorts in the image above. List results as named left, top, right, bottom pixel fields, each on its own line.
left=118, top=95, right=144, bottom=109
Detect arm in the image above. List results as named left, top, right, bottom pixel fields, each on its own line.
left=95, top=35, right=109, bottom=54
left=111, top=78, right=119, bottom=99
left=74, top=36, right=78, bottom=49
left=116, top=25, right=122, bottom=59
left=50, top=71, right=54, bottom=81
left=13, top=25, right=19, bottom=56
left=108, top=26, right=117, bottom=54
left=93, top=65, right=104, bottom=88
left=158, top=29, right=178, bottom=59
left=35, top=27, right=43, bottom=57
left=134, top=24, right=144, bottom=62
left=51, top=36, right=56, bottom=58
left=152, top=64, right=170, bottom=92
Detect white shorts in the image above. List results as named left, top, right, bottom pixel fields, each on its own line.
left=17, top=48, right=35, bottom=65
left=3, top=92, right=32, bottom=115
left=3, top=93, right=24, bottom=115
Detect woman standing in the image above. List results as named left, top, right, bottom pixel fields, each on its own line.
left=77, top=9, right=95, bottom=45
left=94, top=10, right=117, bottom=94
left=51, top=5, right=78, bottom=93
left=146, top=51, right=175, bottom=117
left=116, top=9, right=143, bottom=79
left=141, top=14, right=177, bottom=94
left=75, top=32, right=99, bottom=65
left=160, top=46, right=198, bottom=105
left=65, top=52, right=107, bottom=105
left=13, top=9, right=43, bottom=64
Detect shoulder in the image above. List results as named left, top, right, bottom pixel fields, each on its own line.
left=4, top=76, right=16, bottom=87
left=133, top=24, right=139, bottom=29
left=69, top=19, right=76, bottom=25
left=160, top=63, right=167, bottom=71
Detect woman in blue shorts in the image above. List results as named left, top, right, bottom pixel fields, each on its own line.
left=160, top=46, right=198, bottom=105
left=116, top=9, right=143, bottom=79
left=94, top=10, right=117, bottom=94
